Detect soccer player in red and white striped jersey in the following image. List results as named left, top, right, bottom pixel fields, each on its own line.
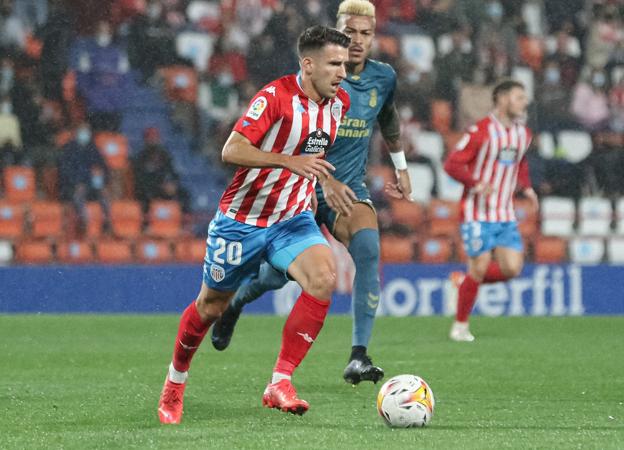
left=444, top=80, right=539, bottom=342
left=158, top=26, right=351, bottom=423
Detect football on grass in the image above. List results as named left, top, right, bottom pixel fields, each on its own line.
left=377, top=374, right=435, bottom=428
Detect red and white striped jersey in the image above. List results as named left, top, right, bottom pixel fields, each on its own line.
left=444, top=114, right=532, bottom=223
left=219, top=74, right=350, bottom=227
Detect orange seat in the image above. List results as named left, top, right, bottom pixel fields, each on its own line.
left=419, top=237, right=453, bottom=264
left=55, top=129, right=74, bottom=148
left=148, top=200, right=182, bottom=238
left=175, top=238, right=206, bottom=263
left=15, top=240, right=53, bottom=264
left=161, top=65, right=199, bottom=103
left=85, top=202, right=105, bottom=238
left=57, top=240, right=94, bottom=264
left=431, top=100, right=452, bottom=134
left=428, top=199, right=460, bottom=237
left=30, top=201, right=64, bottom=238
left=534, top=236, right=567, bottom=263
left=514, top=197, right=538, bottom=237
left=94, top=132, right=129, bottom=170
left=380, top=235, right=415, bottom=263
left=390, top=200, right=425, bottom=231
left=3, top=166, right=36, bottom=202
left=110, top=200, right=142, bottom=239
left=0, top=201, right=25, bottom=239
left=95, top=239, right=134, bottom=264
left=136, top=239, right=173, bottom=264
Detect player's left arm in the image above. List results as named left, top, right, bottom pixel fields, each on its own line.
left=517, top=155, right=539, bottom=212
left=377, top=99, right=412, bottom=201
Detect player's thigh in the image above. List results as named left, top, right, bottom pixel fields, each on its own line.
left=333, top=201, right=378, bottom=246
left=266, top=211, right=335, bottom=298
left=202, top=211, right=266, bottom=293
left=493, top=222, right=524, bottom=277
left=466, top=250, right=492, bottom=281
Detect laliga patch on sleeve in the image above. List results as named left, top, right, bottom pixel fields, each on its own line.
left=455, top=133, right=471, bottom=151
left=246, top=96, right=268, bottom=120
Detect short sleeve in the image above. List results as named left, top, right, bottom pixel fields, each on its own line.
left=233, top=89, right=280, bottom=146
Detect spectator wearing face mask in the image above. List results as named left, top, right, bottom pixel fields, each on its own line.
left=58, top=122, right=110, bottom=232
left=571, top=68, right=611, bottom=131
left=536, top=60, right=578, bottom=132
left=72, top=20, right=130, bottom=132
left=0, top=96, right=21, bottom=149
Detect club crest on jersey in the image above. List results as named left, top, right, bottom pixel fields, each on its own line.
left=498, top=147, right=518, bottom=165
left=246, top=96, right=268, bottom=120
left=331, top=102, right=342, bottom=122
left=210, top=264, right=225, bottom=282
left=369, top=88, right=378, bottom=108
left=301, top=128, right=330, bottom=154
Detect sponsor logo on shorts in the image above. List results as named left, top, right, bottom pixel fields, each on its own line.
left=246, top=96, right=268, bottom=120
left=210, top=264, right=225, bottom=282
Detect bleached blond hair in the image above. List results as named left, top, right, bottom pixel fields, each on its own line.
left=336, top=0, right=375, bottom=18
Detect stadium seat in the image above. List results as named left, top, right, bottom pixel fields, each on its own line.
left=537, top=132, right=555, bottom=159
left=15, top=240, right=54, bottom=264
left=514, top=198, right=538, bottom=237
left=0, top=201, right=25, bottom=239
left=577, top=197, right=612, bottom=236
left=161, top=65, right=199, bottom=103
left=607, top=237, right=624, bottom=264
left=436, top=167, right=463, bottom=202
left=615, top=198, right=624, bottom=235
left=557, top=131, right=592, bottom=163
left=0, top=239, right=13, bottom=265
left=413, top=131, right=444, bottom=165
left=148, top=200, right=183, bottom=238
left=57, top=240, right=94, bottom=264
left=94, top=239, right=134, bottom=264
left=390, top=199, right=425, bottom=231
left=174, top=238, right=206, bottom=263
left=94, top=132, right=129, bottom=170
left=136, top=239, right=174, bottom=264
left=533, top=236, right=567, bottom=263
left=569, top=237, right=605, bottom=265
left=85, top=202, right=104, bottom=238
left=406, top=163, right=435, bottom=204
left=55, top=129, right=74, bottom=148
left=540, top=196, right=575, bottom=237
left=30, top=201, right=64, bottom=239
left=110, top=200, right=142, bottom=239
left=418, top=237, right=452, bottom=264
left=176, top=32, right=214, bottom=72
left=431, top=100, right=452, bottom=134
left=3, top=166, right=36, bottom=202
left=427, top=199, right=459, bottom=237
left=380, top=235, right=415, bottom=263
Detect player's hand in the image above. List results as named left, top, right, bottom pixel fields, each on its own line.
left=384, top=169, right=413, bottom=201
left=523, top=187, right=539, bottom=213
left=285, top=151, right=335, bottom=181
left=321, top=175, right=358, bottom=217
left=474, top=182, right=496, bottom=195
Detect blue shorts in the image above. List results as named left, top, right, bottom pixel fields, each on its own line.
left=460, top=221, right=523, bottom=258
left=315, top=181, right=373, bottom=231
left=202, top=210, right=328, bottom=291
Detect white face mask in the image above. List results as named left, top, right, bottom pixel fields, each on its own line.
left=76, top=128, right=91, bottom=145
left=97, top=33, right=112, bottom=47
left=0, top=102, right=12, bottom=114
left=218, top=72, right=234, bottom=87
left=147, top=4, right=162, bottom=19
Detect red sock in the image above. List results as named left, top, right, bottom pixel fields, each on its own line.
left=273, top=291, right=330, bottom=377
left=172, top=302, right=211, bottom=373
left=456, top=275, right=479, bottom=322
left=482, top=261, right=509, bottom=283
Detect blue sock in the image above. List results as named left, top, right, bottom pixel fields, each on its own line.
left=230, top=261, right=288, bottom=312
left=348, top=228, right=381, bottom=348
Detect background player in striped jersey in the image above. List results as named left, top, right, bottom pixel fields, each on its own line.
left=157, top=26, right=351, bottom=423
left=211, top=0, right=413, bottom=385
left=444, top=80, right=539, bottom=342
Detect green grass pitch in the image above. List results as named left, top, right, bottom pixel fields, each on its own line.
left=1, top=315, right=623, bottom=449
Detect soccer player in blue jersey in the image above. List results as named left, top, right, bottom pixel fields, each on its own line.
left=211, top=0, right=412, bottom=385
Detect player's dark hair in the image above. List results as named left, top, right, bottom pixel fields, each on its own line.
left=492, top=79, right=525, bottom=104
left=297, top=25, right=351, bottom=57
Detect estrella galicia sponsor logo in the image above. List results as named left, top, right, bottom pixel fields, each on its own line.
left=210, top=264, right=225, bottom=282
left=498, top=147, right=518, bottom=166
left=300, top=128, right=330, bottom=154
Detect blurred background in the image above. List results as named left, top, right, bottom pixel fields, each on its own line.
left=1, top=0, right=624, bottom=268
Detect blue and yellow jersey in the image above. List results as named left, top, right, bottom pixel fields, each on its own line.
left=322, top=58, right=397, bottom=190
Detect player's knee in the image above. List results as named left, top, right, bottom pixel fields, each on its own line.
left=502, top=261, right=523, bottom=278
left=306, top=266, right=336, bottom=299
left=195, top=293, right=230, bottom=321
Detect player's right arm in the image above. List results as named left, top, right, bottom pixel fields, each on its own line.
left=443, top=124, right=494, bottom=194
left=222, top=132, right=335, bottom=181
